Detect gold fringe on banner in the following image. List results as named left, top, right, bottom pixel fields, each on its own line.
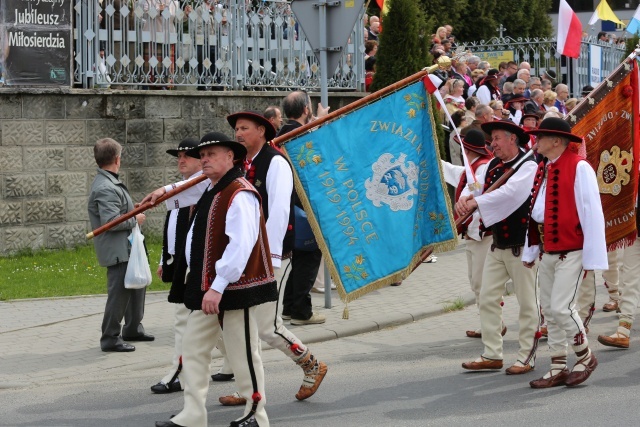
left=282, top=79, right=459, bottom=311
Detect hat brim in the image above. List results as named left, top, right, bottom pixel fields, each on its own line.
left=454, top=134, right=492, bottom=156
left=186, top=140, right=248, bottom=160
left=481, top=120, right=530, bottom=146
left=525, top=128, right=583, bottom=143
left=505, top=97, right=527, bottom=108
left=227, top=112, right=276, bottom=141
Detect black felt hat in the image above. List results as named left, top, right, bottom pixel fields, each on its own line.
left=481, top=119, right=530, bottom=146
left=227, top=110, right=277, bottom=141
left=520, top=113, right=540, bottom=126
left=166, top=137, right=200, bottom=157
left=455, top=129, right=492, bottom=156
left=186, top=131, right=247, bottom=160
left=525, top=117, right=583, bottom=143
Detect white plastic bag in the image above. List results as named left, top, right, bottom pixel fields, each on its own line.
left=125, top=224, right=152, bottom=289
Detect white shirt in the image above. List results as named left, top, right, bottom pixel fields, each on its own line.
left=522, top=158, right=608, bottom=269
left=465, top=151, right=537, bottom=228
left=260, top=154, right=294, bottom=269
left=441, top=159, right=489, bottom=241
left=160, top=171, right=203, bottom=264
left=183, top=189, right=261, bottom=293
left=475, top=85, right=492, bottom=105
left=163, top=151, right=293, bottom=269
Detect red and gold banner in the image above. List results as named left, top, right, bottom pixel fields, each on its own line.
left=568, top=59, right=639, bottom=248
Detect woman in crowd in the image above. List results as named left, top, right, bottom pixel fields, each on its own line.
left=444, top=79, right=466, bottom=116
left=565, top=97, right=578, bottom=112
left=542, top=89, right=557, bottom=111
left=364, top=40, right=378, bottom=61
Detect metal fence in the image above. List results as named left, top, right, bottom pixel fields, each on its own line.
left=460, top=35, right=626, bottom=97
left=74, top=0, right=365, bottom=90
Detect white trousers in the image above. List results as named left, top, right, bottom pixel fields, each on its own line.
left=538, top=250, right=587, bottom=358
left=479, top=247, right=538, bottom=364
left=577, top=249, right=621, bottom=320
left=171, top=308, right=268, bottom=427
left=161, top=304, right=191, bottom=385
left=617, top=239, right=640, bottom=325
left=219, top=260, right=304, bottom=369
left=465, top=236, right=492, bottom=306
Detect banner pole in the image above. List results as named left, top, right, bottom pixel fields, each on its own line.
left=272, top=68, right=429, bottom=148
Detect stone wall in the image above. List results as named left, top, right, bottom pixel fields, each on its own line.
left=0, top=88, right=361, bottom=255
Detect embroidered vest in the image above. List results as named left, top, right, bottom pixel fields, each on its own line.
left=480, top=151, right=534, bottom=249
left=527, top=149, right=584, bottom=253
left=183, top=177, right=278, bottom=311
left=249, top=143, right=295, bottom=260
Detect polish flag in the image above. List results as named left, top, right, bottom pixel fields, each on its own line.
left=557, top=0, right=583, bottom=58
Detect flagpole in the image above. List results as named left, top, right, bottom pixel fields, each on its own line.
left=567, top=47, right=640, bottom=120
left=273, top=69, right=429, bottom=148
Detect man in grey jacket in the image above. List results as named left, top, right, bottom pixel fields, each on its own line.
left=88, top=138, right=152, bottom=352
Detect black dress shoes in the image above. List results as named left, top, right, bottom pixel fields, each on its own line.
left=102, top=342, right=135, bottom=352
left=122, top=333, right=155, bottom=342
left=151, top=381, right=182, bottom=394
left=211, top=373, right=235, bottom=382
left=155, top=421, right=181, bottom=427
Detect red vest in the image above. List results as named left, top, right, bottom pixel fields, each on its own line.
left=527, top=149, right=584, bottom=253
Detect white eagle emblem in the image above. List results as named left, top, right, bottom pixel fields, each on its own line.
left=365, top=153, right=419, bottom=211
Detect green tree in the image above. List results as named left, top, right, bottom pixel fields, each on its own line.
left=625, top=33, right=640, bottom=57
left=419, top=0, right=553, bottom=43
left=370, top=0, right=427, bottom=91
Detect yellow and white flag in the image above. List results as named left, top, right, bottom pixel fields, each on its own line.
left=589, top=0, right=623, bottom=26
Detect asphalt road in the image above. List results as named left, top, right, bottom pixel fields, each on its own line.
left=2, top=297, right=639, bottom=427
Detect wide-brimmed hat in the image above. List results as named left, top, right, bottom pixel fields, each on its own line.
left=520, top=113, right=539, bottom=126
left=481, top=119, right=530, bottom=146
left=227, top=110, right=277, bottom=141
left=505, top=95, right=527, bottom=108
left=166, top=137, right=199, bottom=157
left=482, top=68, right=501, bottom=82
left=454, top=129, right=492, bottom=156
left=525, top=117, right=583, bottom=142
left=581, top=85, right=594, bottom=97
left=186, top=131, right=247, bottom=160
left=541, top=69, right=557, bottom=82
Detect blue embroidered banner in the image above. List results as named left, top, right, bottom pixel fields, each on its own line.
left=282, top=79, right=457, bottom=302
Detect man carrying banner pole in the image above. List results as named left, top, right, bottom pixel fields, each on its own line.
left=458, top=120, right=539, bottom=375
left=523, top=118, right=607, bottom=388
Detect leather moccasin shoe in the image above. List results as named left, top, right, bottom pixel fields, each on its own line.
left=602, top=299, right=619, bottom=312
left=462, top=358, right=503, bottom=370
left=122, top=333, right=155, bottom=342
left=565, top=353, right=598, bottom=387
left=219, top=392, right=246, bottom=406
left=151, top=381, right=182, bottom=394
left=597, top=333, right=629, bottom=349
left=465, top=326, right=506, bottom=339
left=211, top=373, right=235, bottom=382
left=465, top=330, right=482, bottom=338
left=505, top=364, right=534, bottom=375
left=155, top=421, right=181, bottom=427
left=102, top=342, right=135, bottom=352
left=529, top=368, right=570, bottom=388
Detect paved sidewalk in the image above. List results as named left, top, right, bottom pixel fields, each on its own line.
left=0, top=244, right=475, bottom=389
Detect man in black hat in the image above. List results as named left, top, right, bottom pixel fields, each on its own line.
left=217, top=110, right=328, bottom=405
left=153, top=132, right=277, bottom=427
left=150, top=137, right=205, bottom=394
left=523, top=118, right=607, bottom=388
left=441, top=129, right=494, bottom=338
left=475, top=69, right=501, bottom=105
left=458, top=120, right=540, bottom=375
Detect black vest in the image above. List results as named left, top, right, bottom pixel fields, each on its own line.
left=161, top=208, right=189, bottom=282
left=481, top=150, right=534, bottom=249
left=250, top=144, right=295, bottom=258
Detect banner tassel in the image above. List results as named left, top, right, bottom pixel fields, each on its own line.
left=342, top=302, right=349, bottom=320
